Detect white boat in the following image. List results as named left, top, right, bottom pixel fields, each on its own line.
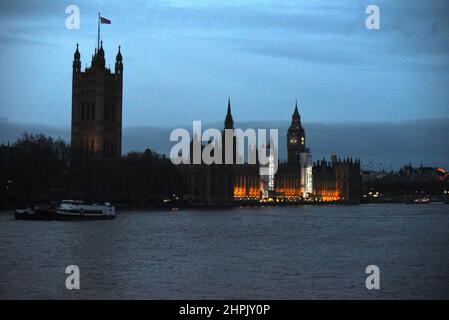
left=57, top=200, right=116, bottom=220
left=411, top=197, right=431, bottom=204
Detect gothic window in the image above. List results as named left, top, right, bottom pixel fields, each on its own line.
left=92, top=102, right=95, bottom=120
left=104, top=105, right=108, bottom=120
left=81, top=102, right=85, bottom=121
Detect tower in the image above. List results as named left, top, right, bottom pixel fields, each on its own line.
left=224, top=97, right=234, bottom=130
left=222, top=97, right=237, bottom=164
left=71, top=42, right=123, bottom=159
left=287, top=100, right=305, bottom=164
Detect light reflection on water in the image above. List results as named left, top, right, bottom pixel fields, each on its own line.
left=0, top=204, right=448, bottom=299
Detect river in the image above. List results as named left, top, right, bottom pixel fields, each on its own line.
left=1, top=204, right=448, bottom=299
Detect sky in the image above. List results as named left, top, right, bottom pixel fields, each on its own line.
left=0, top=0, right=448, bottom=127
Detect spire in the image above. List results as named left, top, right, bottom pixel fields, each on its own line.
left=224, top=97, right=234, bottom=129
left=92, top=41, right=105, bottom=68
left=98, top=40, right=104, bottom=56
left=73, top=43, right=81, bottom=73
left=74, top=43, right=80, bottom=60
left=116, top=45, right=122, bottom=62
left=115, top=45, right=123, bottom=77
left=292, top=99, right=300, bottom=121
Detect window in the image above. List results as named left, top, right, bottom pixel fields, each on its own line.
left=91, top=102, right=95, bottom=120
left=104, top=105, right=108, bottom=120
left=104, top=104, right=114, bottom=121
left=81, top=102, right=85, bottom=121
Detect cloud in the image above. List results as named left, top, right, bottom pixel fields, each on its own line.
left=131, top=0, right=449, bottom=70
left=1, top=118, right=448, bottom=169
left=0, top=0, right=448, bottom=127
left=0, top=34, right=54, bottom=47
left=1, top=0, right=448, bottom=69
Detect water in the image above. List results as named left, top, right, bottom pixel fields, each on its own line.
left=1, top=204, right=448, bottom=299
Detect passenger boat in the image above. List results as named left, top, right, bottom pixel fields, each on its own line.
left=411, top=197, right=431, bottom=204
left=15, top=200, right=116, bottom=220
left=57, top=200, right=116, bottom=220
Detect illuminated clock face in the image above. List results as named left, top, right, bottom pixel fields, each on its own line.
left=289, top=137, right=297, bottom=145
left=301, top=137, right=305, bottom=145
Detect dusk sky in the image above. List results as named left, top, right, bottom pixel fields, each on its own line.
left=0, top=0, right=448, bottom=127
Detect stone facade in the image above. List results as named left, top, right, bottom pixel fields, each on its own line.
left=71, top=42, right=123, bottom=159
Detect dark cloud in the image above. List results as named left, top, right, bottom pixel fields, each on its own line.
left=1, top=118, right=448, bottom=169
left=133, top=1, right=449, bottom=69
left=1, top=0, right=448, bottom=68
left=0, top=0, right=448, bottom=126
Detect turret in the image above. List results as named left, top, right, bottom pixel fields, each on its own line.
left=92, top=41, right=106, bottom=69
left=73, top=43, right=81, bottom=73
left=115, top=45, right=123, bottom=78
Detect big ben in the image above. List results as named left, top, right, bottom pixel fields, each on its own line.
left=287, top=100, right=305, bottom=164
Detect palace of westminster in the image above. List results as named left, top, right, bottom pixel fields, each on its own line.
left=70, top=42, right=362, bottom=206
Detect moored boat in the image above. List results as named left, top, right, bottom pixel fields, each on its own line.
left=15, top=200, right=116, bottom=220
left=57, top=200, right=116, bottom=220
left=409, top=197, right=431, bottom=204
left=14, top=207, right=57, bottom=220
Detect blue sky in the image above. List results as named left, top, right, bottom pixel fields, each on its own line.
left=0, top=0, right=448, bottom=127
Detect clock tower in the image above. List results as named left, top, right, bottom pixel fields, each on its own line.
left=287, top=100, right=305, bottom=164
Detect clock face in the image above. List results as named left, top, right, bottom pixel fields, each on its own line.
left=289, top=137, right=297, bottom=145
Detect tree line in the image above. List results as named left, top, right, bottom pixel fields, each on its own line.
left=0, top=133, right=185, bottom=209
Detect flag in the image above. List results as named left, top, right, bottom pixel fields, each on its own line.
left=100, top=16, right=111, bottom=24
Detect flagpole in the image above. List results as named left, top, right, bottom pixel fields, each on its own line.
left=97, top=12, right=100, bottom=50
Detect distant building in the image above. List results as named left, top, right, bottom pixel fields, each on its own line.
left=395, top=163, right=443, bottom=183
left=361, top=169, right=388, bottom=183
left=184, top=99, right=235, bottom=206
left=185, top=163, right=234, bottom=207
left=300, top=150, right=313, bottom=198
left=234, top=164, right=261, bottom=200
left=287, top=100, right=306, bottom=164
left=71, top=42, right=123, bottom=158
left=274, top=162, right=301, bottom=199
left=313, top=156, right=362, bottom=204
left=183, top=99, right=362, bottom=205
left=266, top=103, right=306, bottom=200
left=260, top=147, right=275, bottom=199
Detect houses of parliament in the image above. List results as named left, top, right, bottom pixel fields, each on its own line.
left=183, top=99, right=362, bottom=205
left=70, top=43, right=361, bottom=205
left=71, top=41, right=123, bottom=158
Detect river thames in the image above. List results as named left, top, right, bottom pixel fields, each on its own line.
left=0, top=204, right=448, bottom=299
